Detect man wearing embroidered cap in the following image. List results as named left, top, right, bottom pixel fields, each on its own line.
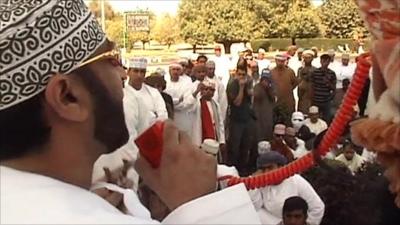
left=271, top=54, right=299, bottom=123
left=189, top=80, right=226, bottom=162
left=164, top=62, right=196, bottom=136
left=0, top=1, right=261, bottom=224
left=304, top=106, right=328, bottom=135
left=127, top=57, right=168, bottom=124
left=297, top=50, right=317, bottom=114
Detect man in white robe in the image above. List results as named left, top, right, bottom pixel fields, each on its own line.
left=189, top=80, right=225, bottom=147
left=249, top=152, right=324, bottom=225
left=178, top=59, right=194, bottom=84
left=0, top=1, right=261, bottom=224
left=127, top=57, right=168, bottom=124
left=335, top=140, right=366, bottom=174
left=212, top=45, right=232, bottom=88
left=165, top=63, right=197, bottom=136
left=92, top=81, right=151, bottom=192
left=304, top=106, right=328, bottom=135
left=256, top=48, right=271, bottom=75
left=284, top=127, right=309, bottom=159
left=335, top=53, right=356, bottom=89
left=206, top=60, right=228, bottom=123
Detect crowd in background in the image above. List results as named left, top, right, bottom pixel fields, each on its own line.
left=110, top=44, right=399, bottom=225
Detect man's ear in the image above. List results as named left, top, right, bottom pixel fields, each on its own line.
left=44, top=74, right=90, bottom=122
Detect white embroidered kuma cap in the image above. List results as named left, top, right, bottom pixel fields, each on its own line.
left=0, top=0, right=106, bottom=111
left=128, top=57, right=148, bottom=69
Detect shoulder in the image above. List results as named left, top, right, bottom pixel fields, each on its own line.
left=319, top=119, right=327, bottom=125
left=327, top=68, right=336, bottom=75
left=145, top=84, right=159, bottom=93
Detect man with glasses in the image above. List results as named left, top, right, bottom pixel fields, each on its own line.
left=0, top=1, right=260, bottom=224
left=270, top=124, right=294, bottom=162
left=189, top=80, right=225, bottom=152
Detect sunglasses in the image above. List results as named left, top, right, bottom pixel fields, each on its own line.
left=77, top=49, right=122, bottom=69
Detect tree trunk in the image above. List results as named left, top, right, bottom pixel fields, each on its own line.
left=291, top=37, right=296, bottom=46
left=222, top=41, right=232, bottom=54
left=142, top=41, right=146, bottom=50
left=192, top=44, right=197, bottom=53
left=167, top=43, right=171, bottom=49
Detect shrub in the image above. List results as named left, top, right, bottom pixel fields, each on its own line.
left=250, top=38, right=292, bottom=52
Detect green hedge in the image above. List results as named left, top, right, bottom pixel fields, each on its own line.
left=296, top=38, right=351, bottom=51
left=250, top=38, right=292, bottom=52
left=251, top=38, right=371, bottom=52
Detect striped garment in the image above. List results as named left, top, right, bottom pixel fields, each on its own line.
left=311, top=68, right=337, bottom=104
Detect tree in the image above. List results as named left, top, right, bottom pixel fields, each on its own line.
left=319, top=0, right=367, bottom=38
left=88, top=0, right=116, bottom=20
left=152, top=14, right=180, bottom=49
left=284, top=0, right=321, bottom=41
left=251, top=0, right=294, bottom=38
left=206, top=1, right=257, bottom=53
left=179, top=0, right=258, bottom=53
left=105, top=15, right=124, bottom=47
left=178, top=0, right=212, bottom=53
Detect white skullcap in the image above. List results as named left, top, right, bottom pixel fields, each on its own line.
left=274, top=124, right=286, bottom=135
left=202, top=79, right=216, bottom=89
left=169, top=62, right=183, bottom=69
left=303, top=50, right=315, bottom=57
left=342, top=53, right=350, bottom=59
left=327, top=49, right=335, bottom=55
left=292, top=111, right=305, bottom=120
left=128, top=57, right=147, bottom=69
left=258, top=141, right=271, bottom=155
left=275, top=54, right=287, bottom=61
left=0, top=0, right=106, bottom=110
left=201, top=139, right=219, bottom=155
left=309, top=106, right=319, bottom=114
left=258, top=48, right=266, bottom=54
left=206, top=60, right=216, bottom=67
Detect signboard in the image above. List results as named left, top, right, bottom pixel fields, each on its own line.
left=126, top=14, right=150, bottom=31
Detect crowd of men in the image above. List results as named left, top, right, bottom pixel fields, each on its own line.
left=1, top=1, right=399, bottom=225
left=102, top=44, right=382, bottom=224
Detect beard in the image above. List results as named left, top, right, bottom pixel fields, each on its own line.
left=80, top=71, right=129, bottom=153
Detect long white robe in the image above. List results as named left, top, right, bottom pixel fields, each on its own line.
left=132, top=84, right=168, bottom=123
left=256, top=59, right=271, bottom=75
left=92, top=84, right=151, bottom=192
left=210, top=76, right=228, bottom=123
left=0, top=166, right=261, bottom=224
left=249, top=174, right=324, bottom=225
left=165, top=78, right=197, bottom=136
left=212, top=55, right=231, bottom=88
left=189, top=98, right=225, bottom=147
left=334, top=63, right=356, bottom=89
